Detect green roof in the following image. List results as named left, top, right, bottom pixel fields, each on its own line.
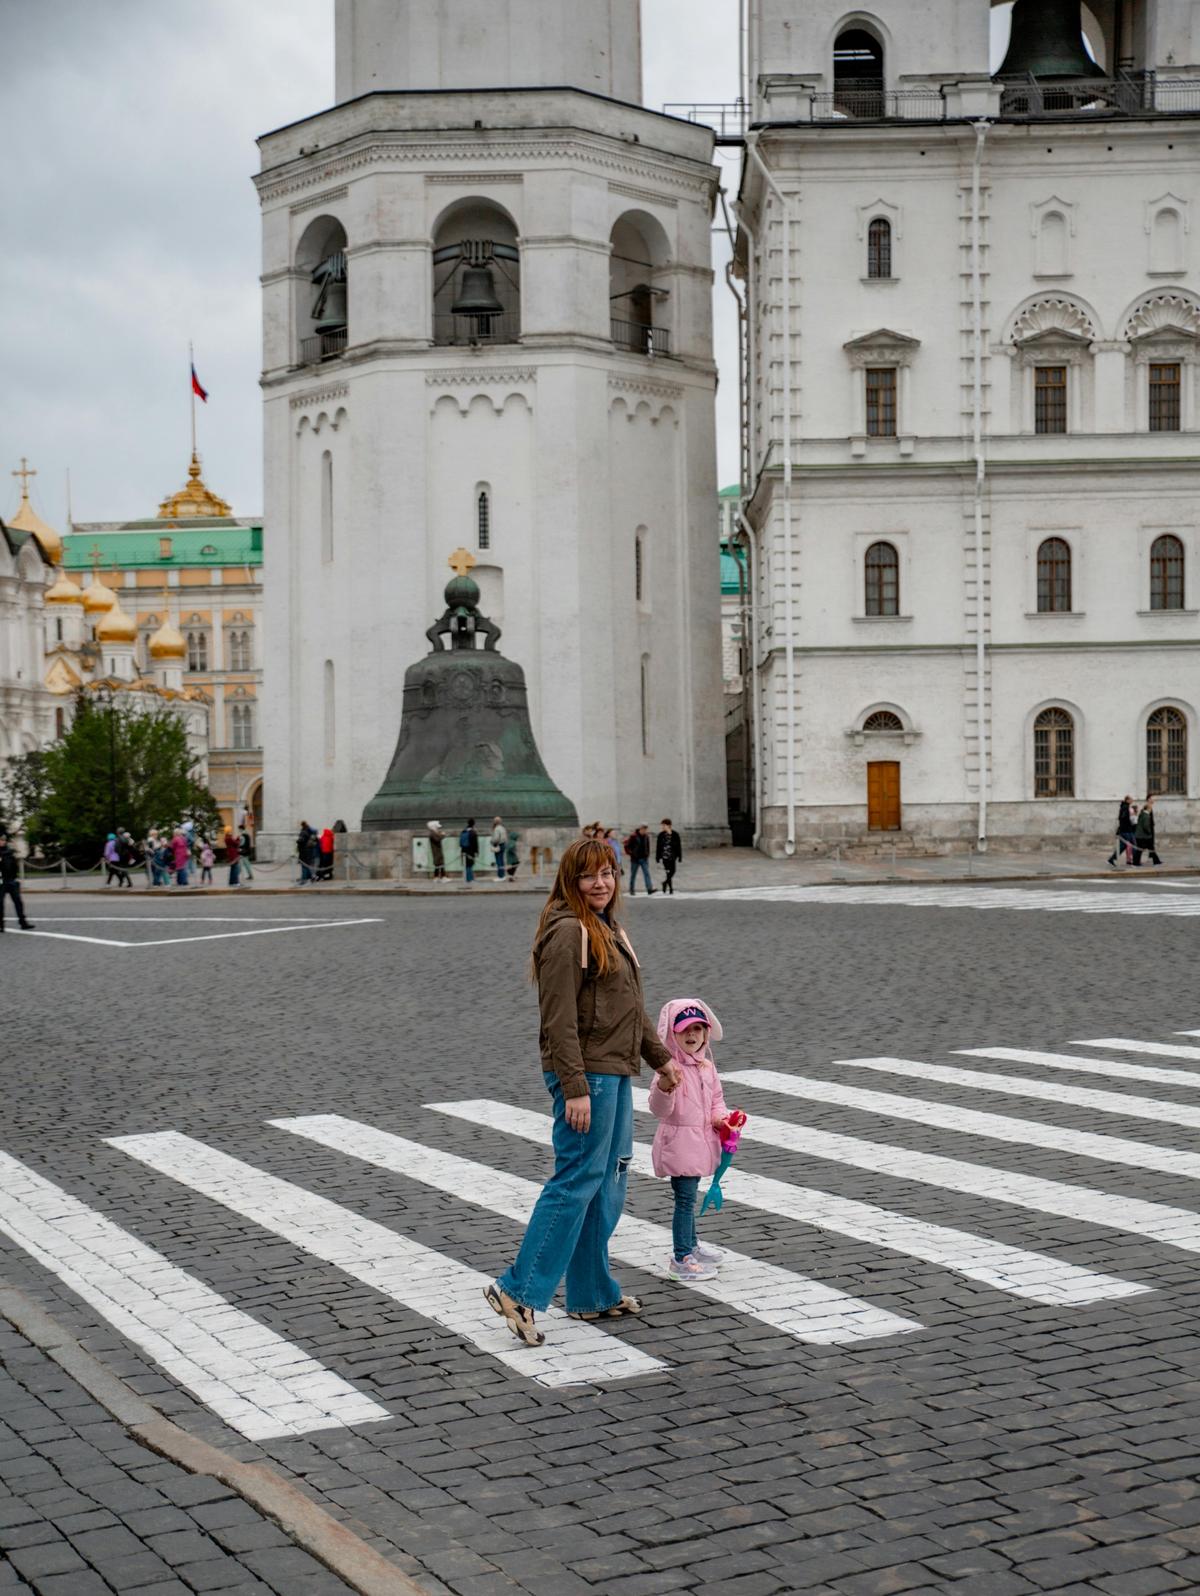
left=63, top=523, right=262, bottom=570
left=720, top=545, right=744, bottom=596
left=718, top=483, right=741, bottom=499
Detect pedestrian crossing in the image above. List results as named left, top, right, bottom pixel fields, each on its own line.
left=1, top=1022, right=1199, bottom=1439
left=692, top=883, right=1200, bottom=916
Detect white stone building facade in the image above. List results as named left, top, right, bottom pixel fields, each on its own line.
left=256, top=0, right=728, bottom=848
left=736, top=0, right=1200, bottom=854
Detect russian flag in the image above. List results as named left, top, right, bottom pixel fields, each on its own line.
left=191, top=364, right=208, bottom=402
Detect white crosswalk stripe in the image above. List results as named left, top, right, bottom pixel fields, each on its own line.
left=957, top=1046, right=1200, bottom=1091
left=689, top=884, right=1200, bottom=916
left=0, top=1152, right=387, bottom=1441
left=428, top=1100, right=1145, bottom=1307
left=670, top=1088, right=1200, bottom=1254
left=725, top=1068, right=1200, bottom=1183
left=108, top=1131, right=663, bottom=1389
left=277, top=1114, right=917, bottom=1345
left=839, top=1057, right=1200, bottom=1131
left=1074, top=1038, right=1200, bottom=1063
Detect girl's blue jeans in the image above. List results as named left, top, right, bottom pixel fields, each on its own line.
left=670, top=1175, right=700, bottom=1261
left=497, top=1072, right=633, bottom=1314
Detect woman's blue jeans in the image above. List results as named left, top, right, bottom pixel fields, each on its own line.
left=670, top=1175, right=700, bottom=1262
left=497, top=1073, right=633, bottom=1314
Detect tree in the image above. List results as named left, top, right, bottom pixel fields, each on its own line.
left=12, top=693, right=219, bottom=862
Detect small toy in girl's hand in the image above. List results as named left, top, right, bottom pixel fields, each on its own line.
left=700, top=1108, right=748, bottom=1215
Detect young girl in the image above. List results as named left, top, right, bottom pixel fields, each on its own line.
left=649, top=998, right=731, bottom=1282
left=199, top=840, right=214, bottom=886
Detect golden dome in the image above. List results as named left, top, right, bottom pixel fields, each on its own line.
left=95, top=596, right=137, bottom=644
left=8, top=491, right=63, bottom=565
left=157, top=453, right=231, bottom=519
left=45, top=568, right=84, bottom=606
left=82, top=575, right=116, bottom=615
left=148, top=617, right=186, bottom=660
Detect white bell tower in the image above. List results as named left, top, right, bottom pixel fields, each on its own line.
left=257, top=0, right=728, bottom=846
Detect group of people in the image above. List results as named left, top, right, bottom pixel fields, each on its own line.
left=136, top=825, right=254, bottom=889
left=579, top=819, right=684, bottom=896
left=296, top=822, right=337, bottom=883
left=425, top=818, right=521, bottom=885
left=1106, top=795, right=1164, bottom=868
left=484, top=836, right=734, bottom=1349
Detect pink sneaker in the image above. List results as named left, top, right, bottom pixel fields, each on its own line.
left=692, top=1241, right=724, bottom=1265
left=666, top=1253, right=717, bottom=1282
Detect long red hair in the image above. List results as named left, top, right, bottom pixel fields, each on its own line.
left=532, top=837, right=623, bottom=978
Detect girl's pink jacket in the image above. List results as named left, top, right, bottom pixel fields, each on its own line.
left=648, top=998, right=728, bottom=1178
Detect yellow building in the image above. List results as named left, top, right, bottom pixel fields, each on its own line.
left=64, top=453, right=264, bottom=831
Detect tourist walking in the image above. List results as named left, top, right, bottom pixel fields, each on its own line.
left=485, top=837, right=680, bottom=1345
left=297, top=821, right=315, bottom=884
left=0, top=832, right=34, bottom=932
left=427, top=820, right=447, bottom=881
left=1134, top=795, right=1162, bottom=866
left=1107, top=796, right=1136, bottom=868
left=238, top=825, right=255, bottom=881
left=170, top=829, right=191, bottom=887
left=318, top=825, right=334, bottom=882
left=459, top=819, right=479, bottom=886
left=104, top=833, right=132, bottom=889
left=655, top=819, right=683, bottom=895
left=604, top=827, right=622, bottom=871
left=506, top=828, right=520, bottom=881
left=625, top=824, right=655, bottom=895
left=225, top=830, right=242, bottom=887
left=490, top=817, right=509, bottom=881
left=649, top=1000, right=732, bottom=1281
left=199, top=840, right=215, bottom=885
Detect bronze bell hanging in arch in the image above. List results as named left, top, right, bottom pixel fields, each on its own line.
left=996, top=0, right=1096, bottom=79
left=451, top=264, right=504, bottom=321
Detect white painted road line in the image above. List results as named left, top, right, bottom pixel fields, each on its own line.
left=284, top=1113, right=916, bottom=1346
left=640, top=1090, right=1200, bottom=1256
left=839, top=1057, right=1200, bottom=1132
left=689, top=884, right=1200, bottom=916
left=1073, top=1038, right=1200, bottom=1064
left=0, top=1152, right=386, bottom=1441
left=19, top=920, right=383, bottom=949
left=957, top=1046, right=1200, bottom=1092
left=430, top=1102, right=1144, bottom=1308
left=109, top=1131, right=662, bottom=1389
left=724, top=1068, right=1200, bottom=1183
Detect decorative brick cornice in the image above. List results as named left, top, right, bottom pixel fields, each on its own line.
left=426, top=171, right=523, bottom=185
left=289, top=385, right=349, bottom=409
left=425, top=368, right=536, bottom=386
left=608, top=180, right=678, bottom=209
left=608, top=375, right=684, bottom=402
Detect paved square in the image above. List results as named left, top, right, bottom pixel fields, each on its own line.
left=4, top=883, right=1200, bottom=1594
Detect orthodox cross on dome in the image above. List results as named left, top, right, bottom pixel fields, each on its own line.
left=448, top=547, right=477, bottom=577
left=12, top=457, right=36, bottom=500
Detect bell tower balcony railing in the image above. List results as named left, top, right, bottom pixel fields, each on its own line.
left=432, top=312, right=521, bottom=347
left=611, top=319, right=672, bottom=357
left=298, top=327, right=348, bottom=364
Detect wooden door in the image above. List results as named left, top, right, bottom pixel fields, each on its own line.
left=867, top=761, right=901, bottom=831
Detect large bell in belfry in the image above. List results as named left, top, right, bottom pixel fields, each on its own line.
left=361, top=553, right=579, bottom=830
left=996, top=0, right=1095, bottom=78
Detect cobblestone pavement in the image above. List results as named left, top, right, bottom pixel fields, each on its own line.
left=4, top=884, right=1200, bottom=1594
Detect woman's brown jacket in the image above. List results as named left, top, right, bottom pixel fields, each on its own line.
left=534, top=905, right=673, bottom=1099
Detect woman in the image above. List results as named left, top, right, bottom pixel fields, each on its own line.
left=1134, top=795, right=1162, bottom=866
left=486, top=837, right=681, bottom=1346
left=225, top=829, right=241, bottom=887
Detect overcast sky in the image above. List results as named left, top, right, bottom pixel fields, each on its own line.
left=2, top=2, right=1011, bottom=530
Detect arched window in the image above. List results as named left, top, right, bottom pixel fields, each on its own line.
left=477, top=488, right=491, bottom=551
left=324, top=659, right=335, bottom=765
left=1036, top=211, right=1069, bottom=277
left=186, top=630, right=208, bottom=672
left=863, top=710, right=903, bottom=732
left=864, top=541, right=899, bottom=616
left=295, top=215, right=348, bottom=364
left=610, top=212, right=673, bottom=356
left=834, top=26, right=884, bottom=118
left=1147, top=707, right=1187, bottom=795
left=432, top=200, right=520, bottom=347
left=867, top=218, right=892, bottom=279
left=635, top=532, right=644, bottom=603
left=230, top=702, right=254, bottom=750
left=1034, top=707, right=1074, bottom=797
left=321, top=450, right=333, bottom=562
left=1037, top=538, right=1072, bottom=612
left=640, top=654, right=651, bottom=756
left=228, top=630, right=251, bottom=671
left=1151, top=534, right=1185, bottom=610
left=1151, top=208, right=1184, bottom=274
left=55, top=707, right=65, bottom=739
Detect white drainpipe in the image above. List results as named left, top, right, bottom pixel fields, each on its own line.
left=744, top=132, right=798, bottom=855
left=736, top=510, right=763, bottom=848
left=970, top=119, right=990, bottom=850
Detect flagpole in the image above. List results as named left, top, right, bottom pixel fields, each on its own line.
left=189, top=340, right=197, bottom=457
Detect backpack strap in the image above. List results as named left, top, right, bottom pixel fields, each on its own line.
left=617, top=928, right=640, bottom=967
left=580, top=925, right=589, bottom=970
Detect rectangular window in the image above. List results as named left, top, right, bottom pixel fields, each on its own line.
left=1150, top=363, right=1181, bottom=432
left=865, top=368, right=896, bottom=437
left=1035, top=366, right=1067, bottom=434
